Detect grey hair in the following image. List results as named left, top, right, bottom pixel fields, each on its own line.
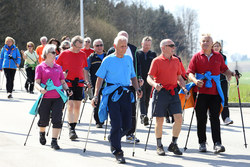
left=93, top=39, right=103, bottom=46
left=160, top=39, right=172, bottom=48
left=60, top=40, right=71, bottom=49
left=71, top=35, right=83, bottom=46
left=41, top=44, right=56, bottom=59
left=114, top=36, right=128, bottom=46
left=40, top=36, right=47, bottom=42
left=117, top=30, right=128, bottom=39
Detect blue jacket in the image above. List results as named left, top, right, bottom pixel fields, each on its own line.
left=179, top=71, right=224, bottom=107
left=98, top=84, right=134, bottom=123
left=0, top=45, right=21, bottom=70
left=29, top=79, right=68, bottom=115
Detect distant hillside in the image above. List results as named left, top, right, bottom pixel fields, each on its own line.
left=228, top=61, right=250, bottom=72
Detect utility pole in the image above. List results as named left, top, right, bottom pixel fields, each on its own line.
left=80, top=0, right=84, bottom=38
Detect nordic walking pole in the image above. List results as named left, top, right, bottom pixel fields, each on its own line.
left=182, top=93, right=189, bottom=123
left=184, top=88, right=200, bottom=151
left=24, top=85, right=47, bottom=146
left=104, top=116, right=108, bottom=140
left=235, top=70, right=247, bottom=148
left=46, top=119, right=52, bottom=136
left=58, top=97, right=69, bottom=140
left=78, top=84, right=88, bottom=123
left=132, top=94, right=141, bottom=156
left=145, top=90, right=159, bottom=151
left=83, top=110, right=94, bottom=152
left=18, top=69, right=23, bottom=91
left=0, top=71, right=4, bottom=90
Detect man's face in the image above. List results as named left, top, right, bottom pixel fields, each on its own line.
left=142, top=40, right=151, bottom=53
left=200, top=36, right=213, bottom=51
left=162, top=40, right=175, bottom=55
left=41, top=39, right=47, bottom=45
left=94, top=41, right=104, bottom=55
left=84, top=40, right=91, bottom=48
left=114, top=40, right=128, bottom=56
left=74, top=41, right=83, bottom=50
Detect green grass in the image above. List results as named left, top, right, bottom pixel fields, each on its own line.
left=228, top=72, right=250, bottom=103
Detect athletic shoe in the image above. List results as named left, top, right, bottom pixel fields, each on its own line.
left=69, top=130, right=78, bottom=140
left=214, top=142, right=225, bottom=153
left=224, top=117, right=233, bottom=125
left=115, top=151, right=126, bottom=164
left=156, top=145, right=165, bottom=156
left=141, top=115, right=149, bottom=126
left=7, top=93, right=13, bottom=99
left=199, top=142, right=207, bottom=152
left=39, top=132, right=46, bottom=145
left=30, top=91, right=34, bottom=94
left=96, top=124, right=103, bottom=128
left=51, top=139, right=60, bottom=150
left=168, top=143, right=183, bottom=155
left=126, top=134, right=140, bottom=144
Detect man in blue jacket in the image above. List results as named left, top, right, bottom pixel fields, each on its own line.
left=91, top=35, right=142, bottom=164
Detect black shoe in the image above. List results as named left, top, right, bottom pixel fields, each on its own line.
left=143, top=116, right=149, bottom=126
left=7, top=93, right=13, bottom=99
left=69, top=130, right=78, bottom=140
left=30, top=91, right=34, bottom=94
left=51, top=139, right=60, bottom=150
left=39, top=132, right=46, bottom=145
left=214, top=142, right=225, bottom=154
left=166, top=117, right=170, bottom=123
left=96, top=124, right=103, bottom=128
left=25, top=87, right=29, bottom=93
left=199, top=142, right=207, bottom=152
left=115, top=151, right=126, bottom=164
left=156, top=145, right=165, bottom=156
left=168, top=143, right=182, bottom=155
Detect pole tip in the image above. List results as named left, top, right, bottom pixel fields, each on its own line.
left=83, top=148, right=86, bottom=153
left=132, top=152, right=135, bottom=157
left=184, top=147, right=187, bottom=152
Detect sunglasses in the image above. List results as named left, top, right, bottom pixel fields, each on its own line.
left=166, top=44, right=175, bottom=48
left=85, top=41, right=90, bottom=43
left=95, top=44, right=103, bottom=47
left=50, top=51, right=57, bottom=55
left=62, top=47, right=70, bottom=50
left=28, top=45, right=33, bottom=47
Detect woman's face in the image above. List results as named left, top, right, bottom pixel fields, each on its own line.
left=6, top=39, right=13, bottom=47
left=213, top=43, right=221, bottom=52
left=46, top=50, right=57, bottom=61
left=27, top=45, right=34, bottom=51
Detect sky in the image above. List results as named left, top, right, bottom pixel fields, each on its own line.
left=147, top=0, right=250, bottom=62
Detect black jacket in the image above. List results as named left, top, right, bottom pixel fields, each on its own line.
left=88, top=52, right=107, bottom=87
left=137, top=50, right=156, bottom=80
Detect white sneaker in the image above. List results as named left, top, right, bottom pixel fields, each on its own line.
left=126, top=135, right=140, bottom=144
left=224, top=117, right=233, bottom=125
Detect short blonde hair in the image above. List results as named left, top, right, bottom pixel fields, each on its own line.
left=142, top=36, right=152, bottom=43
left=200, top=33, right=213, bottom=43
left=5, top=36, right=15, bottom=45
left=71, top=35, right=83, bottom=46
left=26, top=41, right=35, bottom=50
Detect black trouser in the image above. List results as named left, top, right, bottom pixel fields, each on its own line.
left=194, top=93, right=222, bottom=144
left=140, top=81, right=152, bottom=116
left=4, top=68, right=16, bottom=93
left=25, top=67, right=35, bottom=92
left=126, top=86, right=136, bottom=136
left=221, top=80, right=229, bottom=121
left=38, top=98, right=64, bottom=128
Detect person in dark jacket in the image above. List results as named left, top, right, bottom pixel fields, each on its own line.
left=137, top=36, right=156, bottom=126
left=0, top=36, right=21, bottom=98
left=107, top=30, right=143, bottom=143
left=85, top=39, right=107, bottom=128
left=212, top=41, right=233, bottom=125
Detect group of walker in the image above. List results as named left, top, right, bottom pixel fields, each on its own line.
left=0, top=32, right=246, bottom=164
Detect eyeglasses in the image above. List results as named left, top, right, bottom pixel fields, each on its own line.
left=62, top=47, right=70, bottom=50
left=166, top=44, right=175, bottom=48
left=95, top=44, right=103, bottom=47
left=28, top=45, right=33, bottom=47
left=50, top=51, right=57, bottom=55
left=85, top=41, right=90, bottom=43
